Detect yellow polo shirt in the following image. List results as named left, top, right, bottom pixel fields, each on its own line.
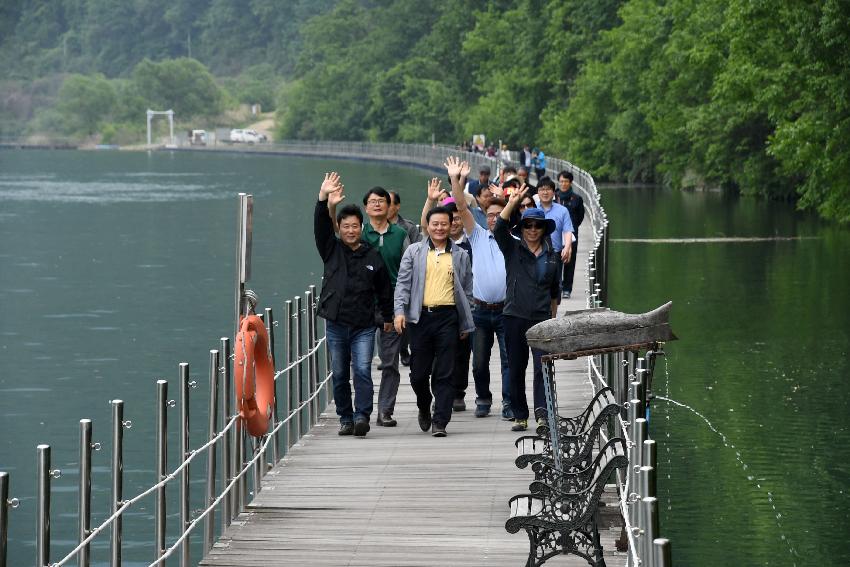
left=423, top=248, right=455, bottom=306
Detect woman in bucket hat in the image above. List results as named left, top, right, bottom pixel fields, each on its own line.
left=492, top=186, right=562, bottom=431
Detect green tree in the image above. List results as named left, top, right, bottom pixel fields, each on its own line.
left=131, top=57, right=224, bottom=118
left=54, top=73, right=116, bottom=135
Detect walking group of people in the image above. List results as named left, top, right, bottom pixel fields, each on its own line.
left=314, top=156, right=584, bottom=438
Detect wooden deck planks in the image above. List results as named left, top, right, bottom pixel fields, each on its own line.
left=201, top=219, right=627, bottom=567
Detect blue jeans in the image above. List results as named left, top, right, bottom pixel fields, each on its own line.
left=326, top=320, right=375, bottom=424
left=471, top=307, right=510, bottom=408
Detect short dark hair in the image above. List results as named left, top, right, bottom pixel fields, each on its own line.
left=389, top=190, right=401, bottom=205
left=336, top=204, right=363, bottom=225
left=538, top=177, right=556, bottom=191
left=488, top=197, right=507, bottom=208
left=363, top=187, right=391, bottom=206
left=558, top=170, right=574, bottom=182
left=426, top=206, right=453, bottom=224
left=502, top=166, right=517, bottom=175
left=517, top=166, right=529, bottom=174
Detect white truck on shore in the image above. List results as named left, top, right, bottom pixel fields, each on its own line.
left=229, top=129, right=265, bottom=144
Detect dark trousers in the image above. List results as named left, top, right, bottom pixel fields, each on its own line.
left=563, top=236, right=579, bottom=293
left=452, top=334, right=472, bottom=400
left=503, top=315, right=546, bottom=421
left=408, top=309, right=458, bottom=426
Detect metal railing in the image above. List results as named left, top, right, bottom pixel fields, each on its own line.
left=577, top=170, right=672, bottom=566
left=0, top=288, right=330, bottom=567
left=0, top=191, right=332, bottom=567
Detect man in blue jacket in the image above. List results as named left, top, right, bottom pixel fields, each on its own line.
left=315, top=172, right=393, bottom=438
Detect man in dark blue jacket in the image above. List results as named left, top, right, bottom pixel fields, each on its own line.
left=315, top=172, right=393, bottom=438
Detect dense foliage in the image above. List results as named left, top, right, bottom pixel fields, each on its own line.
left=0, top=0, right=847, bottom=221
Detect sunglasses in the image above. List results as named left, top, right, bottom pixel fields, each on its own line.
left=519, top=203, right=534, bottom=209
left=522, top=221, right=545, bottom=230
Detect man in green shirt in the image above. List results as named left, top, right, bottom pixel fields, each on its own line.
left=360, top=187, right=409, bottom=427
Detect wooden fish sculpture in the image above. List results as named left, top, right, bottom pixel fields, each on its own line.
left=526, top=301, right=677, bottom=356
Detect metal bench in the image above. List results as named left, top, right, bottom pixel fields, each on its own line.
left=514, top=388, right=620, bottom=473
left=506, top=358, right=627, bottom=566
left=505, top=436, right=627, bottom=566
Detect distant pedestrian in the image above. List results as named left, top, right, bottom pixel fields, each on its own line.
left=493, top=186, right=562, bottom=432
left=394, top=205, right=474, bottom=437
left=466, top=165, right=493, bottom=229
left=557, top=171, right=584, bottom=298
left=531, top=148, right=546, bottom=180
left=314, top=173, right=393, bottom=437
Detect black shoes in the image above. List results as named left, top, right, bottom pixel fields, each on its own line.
left=338, top=422, right=354, bottom=436
left=353, top=420, right=370, bottom=437
left=474, top=403, right=491, bottom=418
left=452, top=398, right=466, bottom=412
left=431, top=424, right=447, bottom=437
left=376, top=413, right=397, bottom=427
left=400, top=352, right=410, bottom=366
left=418, top=409, right=432, bottom=432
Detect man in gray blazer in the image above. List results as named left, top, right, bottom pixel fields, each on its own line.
left=394, top=202, right=474, bottom=437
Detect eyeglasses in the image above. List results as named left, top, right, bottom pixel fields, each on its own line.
left=519, top=203, right=533, bottom=210
left=366, top=199, right=387, bottom=206
left=522, top=221, right=545, bottom=230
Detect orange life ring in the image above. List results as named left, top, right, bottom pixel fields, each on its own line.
left=235, top=314, right=275, bottom=437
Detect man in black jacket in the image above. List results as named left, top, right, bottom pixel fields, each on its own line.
left=315, top=172, right=393, bottom=437
left=493, top=185, right=562, bottom=432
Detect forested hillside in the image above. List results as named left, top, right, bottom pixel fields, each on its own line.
left=1, top=0, right=847, bottom=221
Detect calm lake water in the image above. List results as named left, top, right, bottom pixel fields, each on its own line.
left=1, top=150, right=848, bottom=565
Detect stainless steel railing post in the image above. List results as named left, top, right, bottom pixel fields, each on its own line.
left=110, top=400, right=126, bottom=567
left=308, top=285, right=316, bottom=418
left=284, top=300, right=294, bottom=451
left=204, top=349, right=220, bottom=555
left=78, top=419, right=93, bottom=567
left=36, top=444, right=52, bottom=567
left=264, top=307, right=279, bottom=464
left=294, top=296, right=305, bottom=438
left=640, top=496, right=658, bottom=566
left=629, top=418, right=647, bottom=546
left=219, top=337, right=232, bottom=528
left=179, top=363, right=191, bottom=567
left=1, top=472, right=16, bottom=567
left=155, top=380, right=168, bottom=560
left=307, top=288, right=318, bottom=423
left=653, top=538, right=672, bottom=566
left=303, top=290, right=314, bottom=428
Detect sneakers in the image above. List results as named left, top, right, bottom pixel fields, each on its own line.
left=474, top=404, right=491, bottom=418
left=511, top=419, right=528, bottom=432
left=431, top=424, right=447, bottom=437
left=418, top=409, right=432, bottom=432
left=561, top=290, right=571, bottom=299
left=536, top=418, right=547, bottom=430
left=338, top=422, right=354, bottom=436
left=376, top=413, right=397, bottom=427
left=501, top=405, right=515, bottom=421
left=353, top=420, right=370, bottom=437
left=453, top=398, right=467, bottom=412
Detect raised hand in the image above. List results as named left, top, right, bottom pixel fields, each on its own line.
left=505, top=184, right=529, bottom=211
left=327, top=183, right=345, bottom=207
left=319, top=172, right=342, bottom=198
left=459, top=160, right=471, bottom=179
left=443, top=156, right=462, bottom=179
left=427, top=177, right=443, bottom=201
left=489, top=182, right=504, bottom=199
